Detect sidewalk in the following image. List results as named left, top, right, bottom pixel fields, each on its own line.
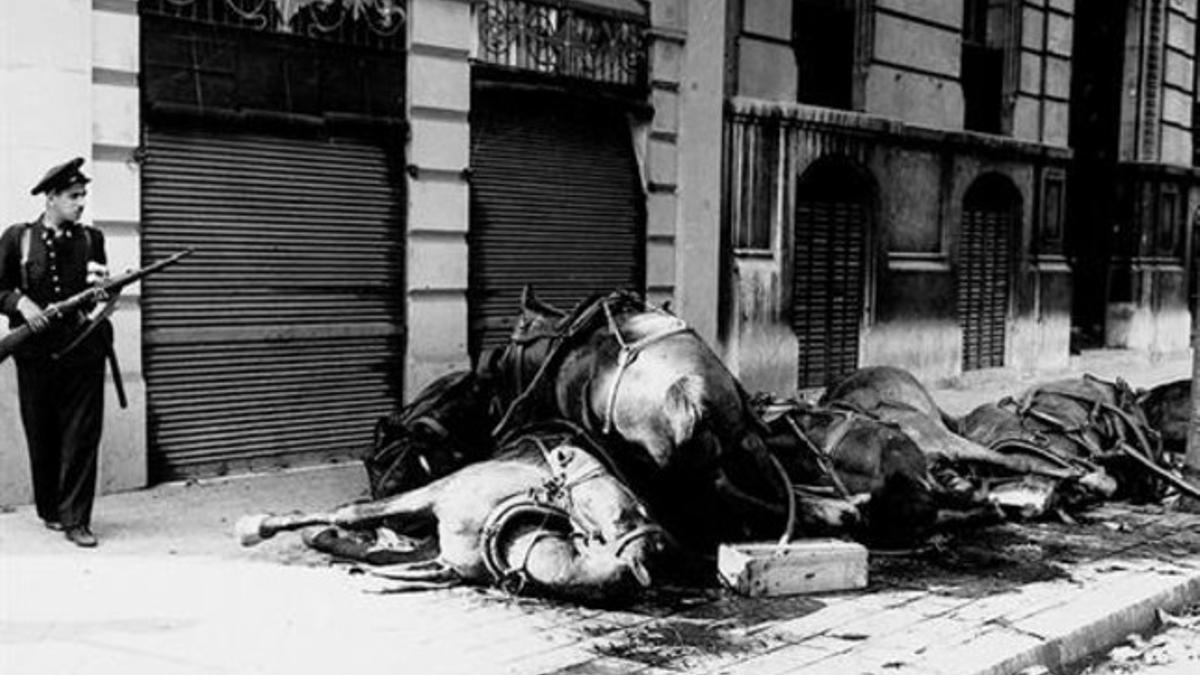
left=1, top=349, right=1197, bottom=675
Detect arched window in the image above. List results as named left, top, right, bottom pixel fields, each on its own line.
left=792, top=157, right=876, bottom=387
left=959, top=174, right=1021, bottom=370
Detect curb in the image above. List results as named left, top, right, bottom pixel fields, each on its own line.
left=971, top=568, right=1200, bottom=675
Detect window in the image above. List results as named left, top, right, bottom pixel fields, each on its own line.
left=731, top=118, right=781, bottom=252
left=1157, top=185, right=1181, bottom=256
left=962, top=0, right=1004, bottom=133
left=1041, top=171, right=1065, bottom=243
left=793, top=0, right=856, bottom=109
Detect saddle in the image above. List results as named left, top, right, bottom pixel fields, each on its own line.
left=365, top=370, right=497, bottom=500
left=985, top=374, right=1167, bottom=502
left=487, top=289, right=660, bottom=442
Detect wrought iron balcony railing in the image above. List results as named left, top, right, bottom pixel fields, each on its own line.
left=140, top=0, right=407, bottom=51
left=475, top=0, right=648, bottom=89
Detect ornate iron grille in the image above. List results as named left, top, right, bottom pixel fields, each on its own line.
left=140, top=0, right=406, bottom=51
left=476, top=0, right=648, bottom=88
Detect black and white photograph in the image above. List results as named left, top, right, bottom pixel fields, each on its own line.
left=2, top=1, right=1200, bottom=673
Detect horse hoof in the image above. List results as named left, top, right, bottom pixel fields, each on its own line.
left=234, top=514, right=271, bottom=547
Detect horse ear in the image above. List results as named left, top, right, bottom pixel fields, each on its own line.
left=520, top=285, right=567, bottom=318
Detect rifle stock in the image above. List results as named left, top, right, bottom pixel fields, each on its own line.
left=0, top=248, right=193, bottom=365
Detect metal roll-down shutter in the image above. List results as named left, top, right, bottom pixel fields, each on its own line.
left=142, top=129, right=405, bottom=479
left=959, top=208, right=1011, bottom=371
left=469, top=91, right=644, bottom=355
left=793, top=199, right=867, bottom=389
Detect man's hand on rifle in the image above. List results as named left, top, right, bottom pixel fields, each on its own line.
left=16, top=296, right=49, bottom=333
left=87, top=262, right=111, bottom=302
left=86, top=262, right=109, bottom=286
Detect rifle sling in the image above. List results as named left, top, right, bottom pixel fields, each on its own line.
left=52, top=293, right=119, bottom=361
left=106, top=343, right=127, bottom=409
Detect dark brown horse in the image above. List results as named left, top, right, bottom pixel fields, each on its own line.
left=238, top=431, right=666, bottom=603
left=959, top=374, right=1175, bottom=503
left=754, top=395, right=939, bottom=548
left=820, top=366, right=1084, bottom=482
left=481, top=289, right=788, bottom=551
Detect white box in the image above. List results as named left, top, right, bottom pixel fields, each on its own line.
left=718, top=539, right=869, bottom=597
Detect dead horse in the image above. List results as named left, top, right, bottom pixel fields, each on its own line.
left=237, top=433, right=667, bottom=602
left=821, top=365, right=1089, bottom=483
left=755, top=396, right=939, bottom=548
left=486, top=288, right=791, bottom=550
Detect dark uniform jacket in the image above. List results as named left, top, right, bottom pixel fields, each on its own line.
left=0, top=219, right=108, bottom=364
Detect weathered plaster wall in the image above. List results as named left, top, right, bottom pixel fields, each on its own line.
left=1013, top=0, right=1074, bottom=146
left=725, top=100, right=1072, bottom=395
left=1104, top=0, right=1196, bottom=353
left=867, top=1, right=964, bottom=129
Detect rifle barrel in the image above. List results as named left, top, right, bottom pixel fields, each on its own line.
left=0, top=248, right=194, bottom=364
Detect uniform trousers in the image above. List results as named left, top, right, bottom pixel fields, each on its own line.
left=15, top=353, right=105, bottom=529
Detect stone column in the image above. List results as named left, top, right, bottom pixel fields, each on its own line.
left=91, top=0, right=146, bottom=494
left=404, top=0, right=474, bottom=400
left=674, top=0, right=725, bottom=348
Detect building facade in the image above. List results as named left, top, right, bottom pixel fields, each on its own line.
left=2, top=0, right=1196, bottom=505
left=0, top=0, right=721, bottom=503
left=723, top=0, right=1080, bottom=394
left=1069, top=0, right=1199, bottom=354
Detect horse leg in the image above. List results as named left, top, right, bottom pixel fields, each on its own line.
left=369, top=558, right=460, bottom=581
left=361, top=558, right=464, bottom=593
left=329, top=479, right=445, bottom=530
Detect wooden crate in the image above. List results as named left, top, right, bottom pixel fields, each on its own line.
left=718, top=539, right=868, bottom=597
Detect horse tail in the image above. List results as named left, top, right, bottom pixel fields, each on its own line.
left=664, top=374, right=709, bottom=448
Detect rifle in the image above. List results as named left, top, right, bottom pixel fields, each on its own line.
left=0, top=248, right=194, bottom=366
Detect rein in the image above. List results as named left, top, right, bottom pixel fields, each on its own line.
left=782, top=412, right=854, bottom=501
left=993, top=380, right=1200, bottom=499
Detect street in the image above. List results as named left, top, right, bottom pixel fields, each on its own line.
left=3, top=349, right=1199, bottom=675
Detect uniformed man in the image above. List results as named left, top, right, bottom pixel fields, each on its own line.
left=0, top=157, right=110, bottom=547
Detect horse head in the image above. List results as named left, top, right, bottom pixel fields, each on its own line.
left=544, top=442, right=667, bottom=587
left=1137, top=378, right=1191, bottom=457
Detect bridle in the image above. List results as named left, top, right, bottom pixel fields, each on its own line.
left=543, top=438, right=667, bottom=559
left=478, top=433, right=666, bottom=593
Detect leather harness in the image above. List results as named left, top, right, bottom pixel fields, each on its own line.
left=478, top=433, right=665, bottom=594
